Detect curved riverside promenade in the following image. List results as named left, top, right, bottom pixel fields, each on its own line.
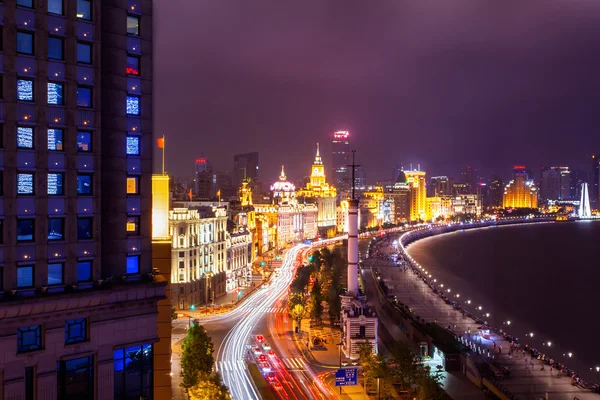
left=366, top=219, right=598, bottom=400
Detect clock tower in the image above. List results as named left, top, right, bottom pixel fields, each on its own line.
left=311, top=143, right=326, bottom=187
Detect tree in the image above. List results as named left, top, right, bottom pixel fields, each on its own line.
left=171, top=306, right=178, bottom=321
left=189, top=373, right=231, bottom=400
left=180, top=322, right=215, bottom=389
left=288, top=291, right=307, bottom=331
left=309, top=279, right=323, bottom=324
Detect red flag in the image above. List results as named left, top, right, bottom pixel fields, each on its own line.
left=157, top=137, right=165, bottom=148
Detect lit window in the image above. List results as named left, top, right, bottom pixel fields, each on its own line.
left=77, top=132, right=92, bottom=152
left=65, top=319, right=87, bottom=344
left=127, top=176, right=139, bottom=194
left=126, top=55, right=140, bottom=75
left=114, top=345, right=153, bottom=399
left=48, top=0, right=63, bottom=15
left=126, top=96, right=140, bottom=115
left=17, top=127, right=34, bottom=149
left=48, top=173, right=64, bottom=195
left=77, top=0, right=92, bottom=21
left=48, top=37, right=64, bottom=60
left=77, top=261, right=92, bottom=281
left=17, top=219, right=34, bottom=241
left=127, top=15, right=140, bottom=35
left=17, top=265, right=34, bottom=288
left=126, top=255, right=139, bottom=274
left=48, top=263, right=63, bottom=285
left=126, top=136, right=140, bottom=155
left=126, top=216, right=139, bottom=235
left=47, top=82, right=64, bottom=105
left=17, top=0, right=34, bottom=8
left=77, top=42, right=92, bottom=64
left=48, top=129, right=64, bottom=151
left=77, top=86, right=92, bottom=107
left=77, top=174, right=92, bottom=195
left=17, top=79, right=34, bottom=102
left=48, top=218, right=65, bottom=241
left=17, top=173, right=34, bottom=195
left=17, top=325, right=42, bottom=353
left=77, top=217, right=93, bottom=239
left=17, top=32, right=34, bottom=54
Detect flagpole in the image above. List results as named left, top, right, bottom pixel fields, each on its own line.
left=161, top=134, right=165, bottom=175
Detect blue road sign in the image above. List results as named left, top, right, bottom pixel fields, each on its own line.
left=335, top=368, right=358, bottom=386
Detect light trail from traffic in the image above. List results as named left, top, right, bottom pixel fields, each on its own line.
left=216, top=244, right=307, bottom=400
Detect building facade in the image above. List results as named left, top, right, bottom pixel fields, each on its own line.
left=0, top=1, right=168, bottom=399
left=226, top=229, right=252, bottom=291
left=331, top=130, right=350, bottom=196
left=503, top=167, right=538, bottom=209
left=540, top=166, right=571, bottom=202
left=405, top=170, right=427, bottom=221
left=386, top=171, right=411, bottom=224
left=233, top=152, right=259, bottom=187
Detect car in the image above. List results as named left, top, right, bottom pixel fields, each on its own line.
left=271, top=381, right=283, bottom=390
left=258, top=354, right=268, bottom=363
left=262, top=342, right=271, bottom=351
left=252, top=347, right=262, bottom=356
left=265, top=372, right=276, bottom=382
left=267, top=350, right=276, bottom=358
left=341, top=360, right=348, bottom=366
left=259, top=362, right=271, bottom=373
left=255, top=335, right=265, bottom=343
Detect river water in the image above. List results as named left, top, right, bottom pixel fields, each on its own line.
left=406, top=221, right=600, bottom=382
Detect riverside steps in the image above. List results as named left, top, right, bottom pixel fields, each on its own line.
left=362, top=226, right=597, bottom=400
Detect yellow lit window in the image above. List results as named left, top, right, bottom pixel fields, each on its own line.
left=127, top=176, right=138, bottom=194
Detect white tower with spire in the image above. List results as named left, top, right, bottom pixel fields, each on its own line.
left=579, top=182, right=591, bottom=218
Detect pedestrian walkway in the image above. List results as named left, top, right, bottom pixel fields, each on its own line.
left=369, top=241, right=597, bottom=400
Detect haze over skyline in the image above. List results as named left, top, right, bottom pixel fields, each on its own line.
left=155, top=0, right=600, bottom=182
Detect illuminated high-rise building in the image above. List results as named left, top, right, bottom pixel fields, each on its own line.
left=486, top=175, right=504, bottom=207
left=461, top=166, right=477, bottom=192
left=332, top=131, right=350, bottom=193
left=405, top=170, right=427, bottom=221
left=503, top=166, right=538, bottom=209
left=0, top=1, right=169, bottom=399
left=540, top=166, right=571, bottom=202
left=591, top=154, right=600, bottom=208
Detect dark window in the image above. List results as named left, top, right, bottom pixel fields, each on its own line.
left=57, top=356, right=93, bottom=399
left=113, top=344, right=153, bottom=400
left=127, top=15, right=140, bottom=35
left=47, top=82, right=64, bottom=105
left=48, top=263, right=63, bottom=285
left=25, top=367, right=34, bottom=400
left=126, top=96, right=140, bottom=116
left=0, top=220, right=3, bottom=244
left=17, top=0, right=34, bottom=7
left=48, top=36, right=64, bottom=60
left=17, top=127, right=34, bottom=149
left=0, top=266, right=3, bottom=291
left=126, top=255, right=139, bottom=274
left=77, top=87, right=92, bottom=107
left=126, top=55, right=140, bottom=76
left=178, top=251, right=184, bottom=258
left=127, top=176, right=139, bottom=194
left=17, top=326, right=41, bottom=353
left=65, top=319, right=87, bottom=344
left=48, top=0, right=63, bottom=15
left=48, top=129, right=64, bottom=151
left=76, top=261, right=91, bottom=282
left=48, top=218, right=64, bottom=241
left=17, top=265, right=34, bottom=288
left=17, top=219, right=34, bottom=241
left=77, top=132, right=92, bottom=152
left=77, top=0, right=92, bottom=21
left=0, top=124, right=5, bottom=148
left=48, top=173, right=64, bottom=195
left=76, top=42, right=91, bottom=64
left=0, top=74, right=4, bottom=99
left=77, top=174, right=92, bottom=195
left=17, top=79, right=34, bottom=101
left=126, top=216, right=139, bottom=235
left=126, top=136, right=140, bottom=155
left=17, top=32, right=33, bottom=55
left=77, top=217, right=92, bottom=240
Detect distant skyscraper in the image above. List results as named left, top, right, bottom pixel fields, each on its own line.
left=591, top=154, right=599, bottom=207
left=570, top=170, right=587, bottom=200
left=405, top=170, right=427, bottom=221
left=503, top=166, right=538, bottom=209
left=332, top=131, right=350, bottom=193
left=233, top=152, right=259, bottom=186
left=487, top=175, right=504, bottom=207
left=540, top=166, right=571, bottom=202
left=194, top=158, right=210, bottom=196
left=462, top=166, right=477, bottom=191
left=428, top=176, right=451, bottom=197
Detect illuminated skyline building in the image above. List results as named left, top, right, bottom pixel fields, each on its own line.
left=503, top=166, right=538, bottom=209
left=332, top=131, right=350, bottom=194
left=540, top=166, right=571, bottom=202
left=0, top=2, right=169, bottom=399
left=386, top=171, right=411, bottom=223
left=591, top=154, right=599, bottom=208
left=405, top=170, right=427, bottom=221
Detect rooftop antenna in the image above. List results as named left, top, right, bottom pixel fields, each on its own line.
left=347, top=150, right=361, bottom=200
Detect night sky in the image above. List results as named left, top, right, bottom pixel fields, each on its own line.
left=154, top=0, right=600, bottom=183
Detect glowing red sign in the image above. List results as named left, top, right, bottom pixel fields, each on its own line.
left=126, top=67, right=139, bottom=76
left=334, top=130, right=349, bottom=139
left=513, top=165, right=526, bottom=170
left=196, top=158, right=206, bottom=163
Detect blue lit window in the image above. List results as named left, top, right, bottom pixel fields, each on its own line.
left=126, top=255, right=139, bottom=274
left=48, top=0, right=63, bottom=15
left=17, top=173, right=34, bottom=195
left=77, top=217, right=93, bottom=240
left=17, top=0, right=34, bottom=7
left=77, top=42, right=92, bottom=64
left=17, top=219, right=34, bottom=241
left=126, top=96, right=140, bottom=115
left=17, top=127, right=34, bottom=149
left=17, top=32, right=33, bottom=54
left=77, top=132, right=92, bottom=152
left=77, top=0, right=92, bottom=21
left=17, top=265, right=34, bottom=288
left=114, top=344, right=153, bottom=399
left=77, top=87, right=92, bottom=108
left=48, top=82, right=64, bottom=105
left=17, top=79, right=34, bottom=102
left=48, top=37, right=64, bottom=60
left=17, top=325, right=42, bottom=353
left=48, top=129, right=64, bottom=151
left=65, top=319, right=87, bottom=344
left=127, top=56, right=140, bottom=76
left=48, top=218, right=64, bottom=241
left=48, top=263, right=63, bottom=285
left=126, top=136, right=140, bottom=155
left=77, top=261, right=92, bottom=281
left=77, top=174, right=92, bottom=195
left=48, top=173, right=64, bottom=195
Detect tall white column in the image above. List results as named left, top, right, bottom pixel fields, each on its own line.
left=347, top=199, right=359, bottom=296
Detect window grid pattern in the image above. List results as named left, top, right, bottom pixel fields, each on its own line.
left=17, top=325, right=42, bottom=353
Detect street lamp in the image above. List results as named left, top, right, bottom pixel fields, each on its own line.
left=528, top=332, right=534, bottom=338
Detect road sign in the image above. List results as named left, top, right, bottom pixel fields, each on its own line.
left=335, top=368, right=358, bottom=386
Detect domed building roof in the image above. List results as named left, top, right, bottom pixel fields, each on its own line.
left=270, top=165, right=295, bottom=193
left=395, top=170, right=407, bottom=184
